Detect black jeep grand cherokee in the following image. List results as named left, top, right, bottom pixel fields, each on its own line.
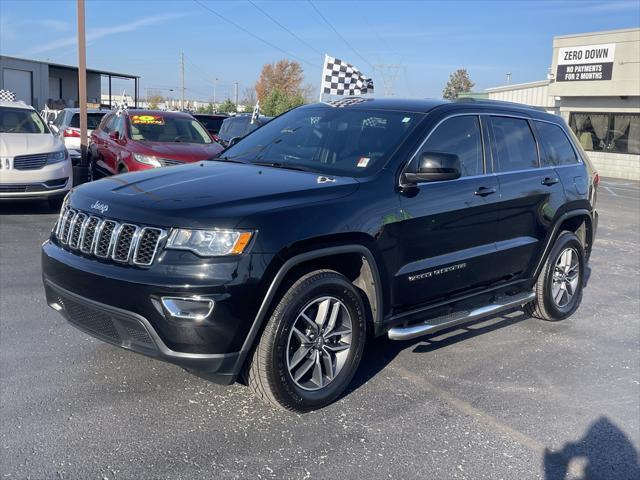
left=42, top=98, right=598, bottom=411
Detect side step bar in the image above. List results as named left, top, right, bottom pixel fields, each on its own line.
left=388, top=291, right=536, bottom=341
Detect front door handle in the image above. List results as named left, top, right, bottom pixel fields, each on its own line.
left=542, top=176, right=560, bottom=186
left=474, top=186, right=497, bottom=196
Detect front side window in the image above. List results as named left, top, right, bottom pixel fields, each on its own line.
left=415, top=115, right=484, bottom=177
left=491, top=116, right=539, bottom=172
left=569, top=112, right=640, bottom=155
left=0, top=107, right=49, bottom=134
left=219, top=106, right=423, bottom=177
left=127, top=114, right=212, bottom=144
left=535, top=121, right=578, bottom=166
left=101, top=114, right=115, bottom=133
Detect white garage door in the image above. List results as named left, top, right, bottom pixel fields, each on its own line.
left=3, top=68, right=33, bottom=106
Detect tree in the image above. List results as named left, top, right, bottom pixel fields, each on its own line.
left=442, top=69, right=475, bottom=100
left=218, top=98, right=237, bottom=114
left=255, top=59, right=304, bottom=102
left=147, top=94, right=164, bottom=109
left=261, top=88, right=306, bottom=116
left=241, top=87, right=257, bottom=107
left=196, top=103, right=214, bottom=114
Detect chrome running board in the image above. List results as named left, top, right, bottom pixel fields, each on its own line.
left=387, top=291, right=536, bottom=341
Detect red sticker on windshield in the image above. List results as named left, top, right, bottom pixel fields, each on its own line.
left=130, top=115, right=165, bottom=125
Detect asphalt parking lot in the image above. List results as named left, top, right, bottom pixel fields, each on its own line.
left=1, top=178, right=639, bottom=480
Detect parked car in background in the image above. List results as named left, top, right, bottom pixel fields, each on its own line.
left=40, top=108, right=62, bottom=126
left=88, top=109, right=223, bottom=179
left=217, top=114, right=272, bottom=147
left=193, top=113, right=228, bottom=142
left=0, top=100, right=72, bottom=208
left=51, top=108, right=107, bottom=162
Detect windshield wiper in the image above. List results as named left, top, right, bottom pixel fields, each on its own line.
left=210, top=156, right=249, bottom=164
left=253, top=161, right=313, bottom=172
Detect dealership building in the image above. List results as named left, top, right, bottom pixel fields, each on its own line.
left=0, top=55, right=139, bottom=111
left=484, top=28, right=640, bottom=180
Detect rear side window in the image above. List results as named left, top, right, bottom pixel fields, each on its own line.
left=491, top=116, right=539, bottom=172
left=69, top=113, right=106, bottom=129
left=417, top=115, right=484, bottom=177
left=535, top=121, right=578, bottom=166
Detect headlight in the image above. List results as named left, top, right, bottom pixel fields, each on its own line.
left=166, top=229, right=253, bottom=256
left=133, top=153, right=161, bottom=167
left=47, top=149, right=68, bottom=164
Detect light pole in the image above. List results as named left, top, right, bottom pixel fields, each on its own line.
left=76, top=0, right=88, bottom=183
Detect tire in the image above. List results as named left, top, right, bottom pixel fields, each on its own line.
left=525, top=231, right=585, bottom=321
left=246, top=270, right=367, bottom=412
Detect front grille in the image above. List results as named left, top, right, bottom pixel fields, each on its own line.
left=55, top=207, right=166, bottom=267
left=0, top=178, right=68, bottom=193
left=158, top=158, right=184, bottom=167
left=13, top=153, right=48, bottom=170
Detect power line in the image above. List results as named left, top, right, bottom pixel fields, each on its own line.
left=192, top=0, right=317, bottom=68
left=306, top=0, right=374, bottom=71
left=246, top=0, right=323, bottom=57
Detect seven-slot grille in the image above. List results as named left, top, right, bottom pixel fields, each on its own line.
left=13, top=153, right=49, bottom=170
left=55, top=208, right=166, bottom=267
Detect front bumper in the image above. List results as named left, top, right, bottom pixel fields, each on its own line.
left=0, top=160, right=72, bottom=199
left=42, top=239, right=274, bottom=383
left=44, top=280, right=238, bottom=384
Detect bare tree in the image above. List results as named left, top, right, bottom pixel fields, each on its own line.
left=241, top=87, right=257, bottom=107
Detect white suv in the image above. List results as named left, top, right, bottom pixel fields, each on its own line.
left=0, top=101, right=72, bottom=208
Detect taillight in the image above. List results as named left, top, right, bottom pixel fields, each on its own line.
left=593, top=173, right=600, bottom=187
left=63, top=128, right=81, bottom=138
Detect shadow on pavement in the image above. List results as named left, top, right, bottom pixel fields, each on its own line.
left=0, top=199, right=58, bottom=216
left=544, top=417, right=640, bottom=479
left=348, top=309, right=531, bottom=394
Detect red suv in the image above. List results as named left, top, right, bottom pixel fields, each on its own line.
left=88, top=110, right=223, bottom=178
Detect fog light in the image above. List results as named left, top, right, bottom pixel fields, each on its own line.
left=161, top=296, right=214, bottom=321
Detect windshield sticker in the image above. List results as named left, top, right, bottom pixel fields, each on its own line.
left=131, top=115, right=165, bottom=125
left=357, top=157, right=370, bottom=168
left=402, top=117, right=411, bottom=123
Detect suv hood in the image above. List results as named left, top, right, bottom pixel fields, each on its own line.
left=0, top=133, right=63, bottom=157
left=135, top=140, right=222, bottom=160
left=70, top=161, right=359, bottom=228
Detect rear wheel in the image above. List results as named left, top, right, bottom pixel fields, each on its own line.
left=246, top=270, right=366, bottom=412
left=526, top=231, right=585, bottom=321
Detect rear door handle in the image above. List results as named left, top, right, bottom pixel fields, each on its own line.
left=542, top=176, right=560, bottom=186
left=474, top=186, right=497, bottom=196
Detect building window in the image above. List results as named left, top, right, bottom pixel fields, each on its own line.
left=569, top=112, right=640, bottom=155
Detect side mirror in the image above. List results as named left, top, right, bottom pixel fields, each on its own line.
left=228, top=136, right=242, bottom=147
left=404, top=152, right=461, bottom=183
left=109, top=131, right=120, bottom=140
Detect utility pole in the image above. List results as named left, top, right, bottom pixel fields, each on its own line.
left=213, top=78, right=218, bottom=109
left=180, top=52, right=185, bottom=110
left=76, top=0, right=88, bottom=183
left=234, top=81, right=239, bottom=112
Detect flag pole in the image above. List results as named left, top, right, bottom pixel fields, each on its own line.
left=318, top=54, right=327, bottom=103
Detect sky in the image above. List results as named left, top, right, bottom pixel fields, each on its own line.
left=0, top=0, right=639, bottom=102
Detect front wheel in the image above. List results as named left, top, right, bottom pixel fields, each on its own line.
left=246, top=270, right=367, bottom=412
left=526, top=231, right=585, bottom=321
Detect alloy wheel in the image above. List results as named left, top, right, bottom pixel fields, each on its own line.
left=285, top=296, right=353, bottom=391
left=551, top=247, right=580, bottom=308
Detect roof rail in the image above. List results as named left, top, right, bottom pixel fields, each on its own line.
left=454, top=97, right=548, bottom=112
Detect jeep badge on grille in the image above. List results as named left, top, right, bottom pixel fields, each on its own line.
left=90, top=201, right=109, bottom=214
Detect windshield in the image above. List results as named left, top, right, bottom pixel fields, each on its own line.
left=70, top=112, right=106, bottom=129
left=220, top=107, right=422, bottom=177
left=195, top=116, right=225, bottom=133
left=127, top=114, right=212, bottom=144
left=0, top=107, right=49, bottom=134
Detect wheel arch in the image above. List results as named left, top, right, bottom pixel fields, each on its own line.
left=533, top=209, right=594, bottom=280
left=233, top=243, right=385, bottom=377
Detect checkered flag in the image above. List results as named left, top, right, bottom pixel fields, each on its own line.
left=0, top=89, right=17, bottom=102
left=322, top=56, right=374, bottom=96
